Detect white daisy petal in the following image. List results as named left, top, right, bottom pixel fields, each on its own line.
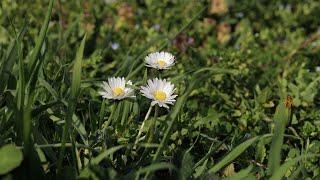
left=140, top=78, right=177, bottom=109
left=144, top=51, right=175, bottom=70
left=99, top=77, right=135, bottom=100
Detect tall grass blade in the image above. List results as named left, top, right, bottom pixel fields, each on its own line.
left=27, top=0, right=55, bottom=73
left=57, top=34, right=86, bottom=174
left=267, top=102, right=290, bottom=175
left=0, top=25, right=27, bottom=94
left=207, top=136, right=259, bottom=174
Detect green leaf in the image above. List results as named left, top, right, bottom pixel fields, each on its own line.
left=267, top=102, right=290, bottom=175
left=0, top=144, right=23, bottom=175
left=180, top=151, right=194, bottom=180
left=208, top=136, right=259, bottom=174
left=194, top=159, right=208, bottom=178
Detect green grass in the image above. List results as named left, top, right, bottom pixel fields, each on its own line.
left=0, top=0, right=320, bottom=179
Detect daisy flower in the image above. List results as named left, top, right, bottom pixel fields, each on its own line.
left=145, top=52, right=175, bottom=70
left=99, top=77, right=135, bottom=100
left=140, top=78, right=177, bottom=108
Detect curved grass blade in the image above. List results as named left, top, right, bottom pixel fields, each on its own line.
left=0, top=25, right=27, bottom=94
left=38, top=78, right=59, bottom=100
left=193, top=137, right=227, bottom=171
left=57, top=34, right=86, bottom=174
left=208, top=136, right=259, bottom=174
left=135, top=163, right=177, bottom=180
left=90, top=144, right=128, bottom=165
left=72, top=114, right=88, bottom=143
left=267, top=102, right=290, bottom=175
left=27, top=0, right=55, bottom=73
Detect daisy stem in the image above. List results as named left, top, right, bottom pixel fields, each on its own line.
left=139, top=106, right=158, bottom=157
left=134, top=104, right=153, bottom=149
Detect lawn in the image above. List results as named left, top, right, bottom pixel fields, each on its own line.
left=0, top=0, right=320, bottom=179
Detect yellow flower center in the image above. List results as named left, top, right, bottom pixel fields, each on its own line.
left=156, top=59, right=167, bottom=68
left=112, top=87, right=124, bottom=96
left=154, top=90, right=167, bottom=101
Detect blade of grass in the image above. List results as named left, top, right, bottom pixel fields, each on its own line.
left=0, top=24, right=27, bottom=94
left=27, top=0, right=55, bottom=73
left=267, top=101, right=290, bottom=175
left=57, top=34, right=86, bottom=174
left=90, top=144, right=130, bottom=165
left=72, top=114, right=88, bottom=144
left=33, top=128, right=57, bottom=161
left=71, top=35, right=86, bottom=98
left=12, top=21, right=26, bottom=148
left=135, top=163, right=177, bottom=180
left=207, top=136, right=260, bottom=174
left=38, top=78, right=59, bottom=100
left=193, top=137, right=228, bottom=171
